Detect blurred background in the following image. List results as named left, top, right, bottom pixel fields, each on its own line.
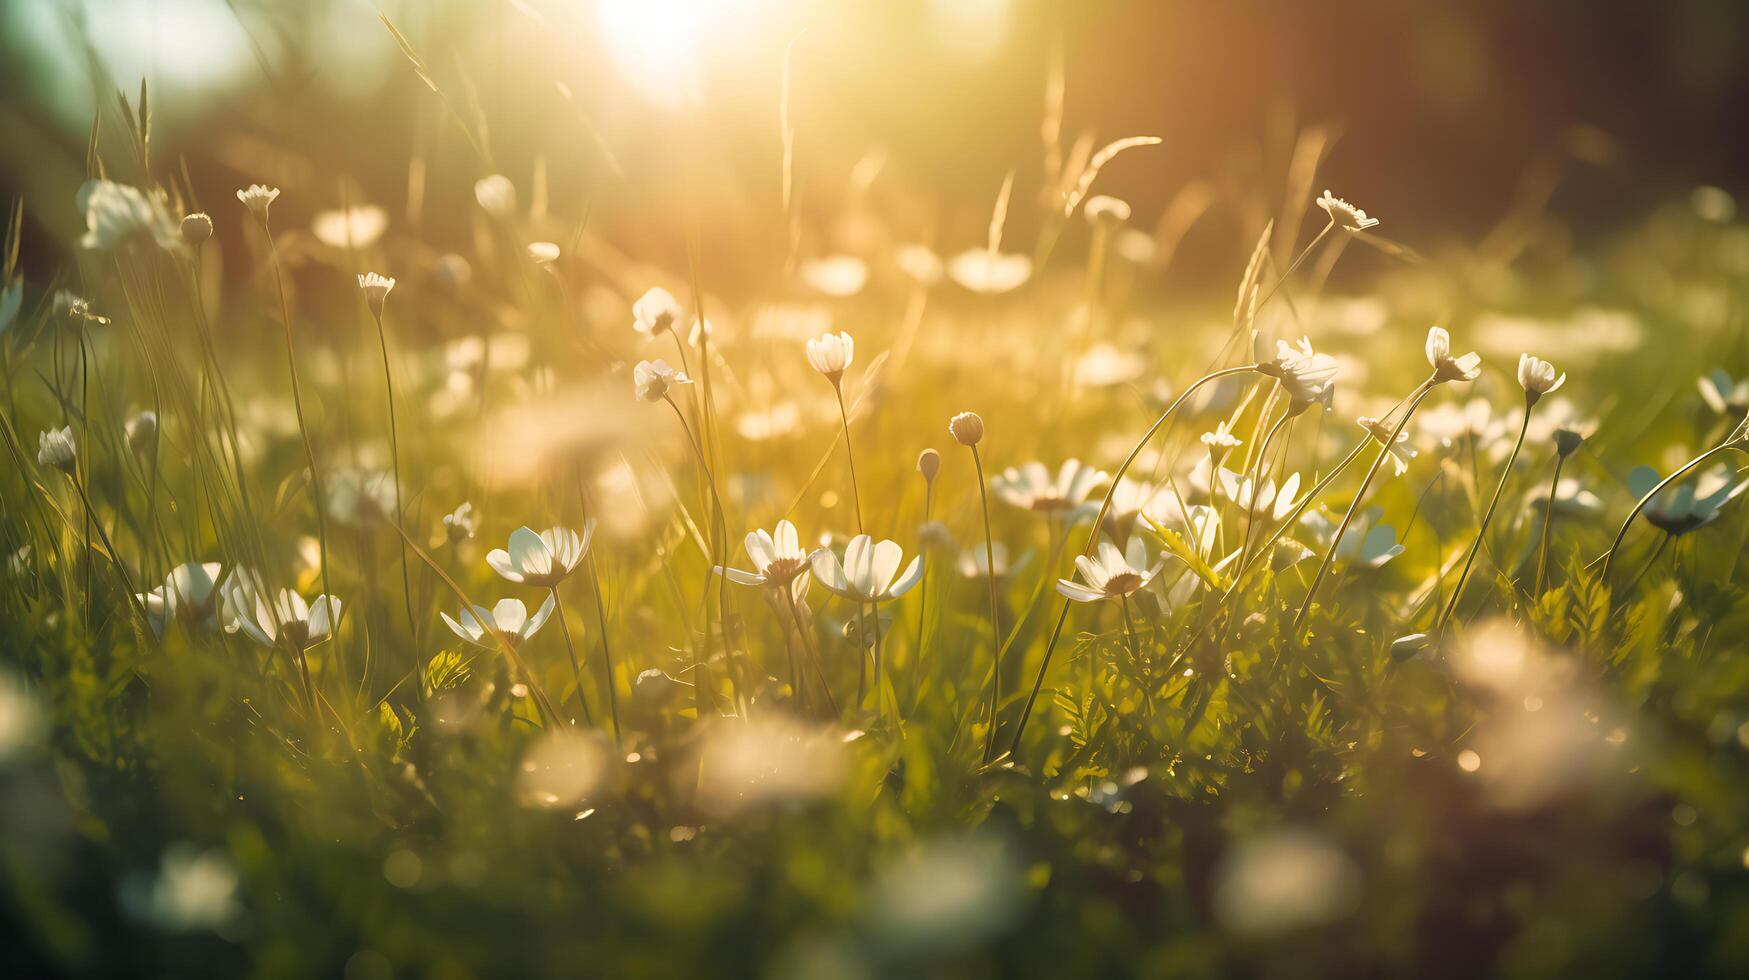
left=3, top=0, right=1749, bottom=290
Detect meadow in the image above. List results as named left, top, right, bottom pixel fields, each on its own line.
left=5, top=6, right=1749, bottom=978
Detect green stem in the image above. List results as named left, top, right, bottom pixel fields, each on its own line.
left=1438, top=401, right=1533, bottom=631
left=1534, top=453, right=1566, bottom=597
left=971, top=444, right=1002, bottom=762
left=1601, top=442, right=1745, bottom=581
left=371, top=309, right=423, bottom=700
left=550, top=585, right=594, bottom=726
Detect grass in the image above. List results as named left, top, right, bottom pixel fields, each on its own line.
left=4, top=40, right=1749, bottom=980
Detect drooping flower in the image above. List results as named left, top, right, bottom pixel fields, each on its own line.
left=1425, top=326, right=1482, bottom=384
left=442, top=595, right=556, bottom=650
left=633, top=359, right=691, bottom=402
left=714, top=520, right=813, bottom=592
left=947, top=249, right=1033, bottom=294
left=991, top=460, right=1107, bottom=514
left=805, top=331, right=855, bottom=382
left=1316, top=190, right=1379, bottom=232
left=1626, top=464, right=1749, bottom=536
left=1356, top=416, right=1419, bottom=476
left=632, top=287, right=683, bottom=338
left=312, top=205, right=388, bottom=248
left=36, top=427, right=75, bottom=474
left=1255, top=336, right=1339, bottom=414
left=1055, top=538, right=1165, bottom=602
left=486, top=523, right=594, bottom=588
left=1698, top=369, right=1749, bottom=417
left=235, top=184, right=280, bottom=219
left=357, top=272, right=395, bottom=318
left=809, top=535, right=924, bottom=603
left=1516, top=354, right=1565, bottom=404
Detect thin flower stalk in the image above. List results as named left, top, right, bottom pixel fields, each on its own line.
left=969, top=441, right=1003, bottom=763
left=1534, top=453, right=1566, bottom=597
left=1600, top=442, right=1748, bottom=581
left=1437, top=406, right=1533, bottom=630
left=365, top=294, right=422, bottom=699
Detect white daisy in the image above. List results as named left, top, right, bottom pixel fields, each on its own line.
left=1055, top=538, right=1165, bottom=602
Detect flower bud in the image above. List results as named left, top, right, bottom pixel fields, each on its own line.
left=180, top=212, right=213, bottom=246
left=125, top=410, right=158, bottom=457
left=917, top=448, right=940, bottom=482
left=1553, top=427, right=1586, bottom=459
left=949, top=411, right=984, bottom=447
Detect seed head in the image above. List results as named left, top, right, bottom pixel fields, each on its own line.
left=949, top=411, right=984, bottom=447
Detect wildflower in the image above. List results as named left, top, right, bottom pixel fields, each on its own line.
left=487, top=524, right=594, bottom=588
left=1554, top=427, right=1587, bottom=459
left=715, top=520, right=813, bottom=591
left=151, top=562, right=226, bottom=630
left=125, top=410, right=159, bottom=457
left=800, top=255, right=869, bottom=296
left=78, top=179, right=177, bottom=251
left=1201, top=421, right=1242, bottom=449
left=1083, top=195, right=1132, bottom=226
left=311, top=205, right=387, bottom=248
left=36, top=427, right=75, bottom=473
left=1255, top=336, right=1339, bottom=414
left=809, top=535, right=924, bottom=603
left=1316, top=190, right=1379, bottom=232
left=957, top=542, right=1030, bottom=580
left=1425, top=326, right=1482, bottom=384
left=1108, top=478, right=1169, bottom=531
left=474, top=175, right=516, bottom=216
left=235, top=184, right=280, bottom=219
left=1297, top=507, right=1404, bottom=567
left=180, top=212, right=213, bottom=246
left=442, top=502, right=477, bottom=543
left=991, top=460, right=1107, bottom=514
left=1356, top=416, right=1418, bottom=475
left=1516, top=354, right=1565, bottom=405
left=442, top=595, right=556, bottom=650
left=632, top=287, right=683, bottom=338
left=526, top=241, right=560, bottom=266
left=894, top=244, right=944, bottom=285
left=947, top=249, right=1033, bottom=294
left=633, top=359, right=691, bottom=402
left=1626, top=464, right=1749, bottom=535
left=1217, top=469, right=1304, bottom=521
left=1698, top=369, right=1749, bottom=417
left=949, top=411, right=985, bottom=446
left=917, top=448, right=941, bottom=483
left=224, top=578, right=341, bottom=653
left=1055, top=538, right=1164, bottom=602
left=357, top=272, right=395, bottom=318
left=805, top=331, right=855, bottom=383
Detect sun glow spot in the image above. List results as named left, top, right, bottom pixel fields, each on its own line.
left=594, top=0, right=761, bottom=107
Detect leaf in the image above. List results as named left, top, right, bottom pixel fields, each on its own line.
left=1144, top=515, right=1233, bottom=593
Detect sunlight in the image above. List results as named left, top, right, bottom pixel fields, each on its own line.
left=593, top=0, right=767, bottom=107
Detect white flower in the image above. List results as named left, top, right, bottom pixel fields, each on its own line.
left=140, top=562, right=226, bottom=634
left=1316, top=190, right=1379, bottom=232
left=125, top=410, right=159, bottom=456
left=311, top=205, right=387, bottom=248
left=715, top=520, right=812, bottom=592
left=805, top=331, right=855, bottom=381
left=1200, top=420, right=1242, bottom=449
left=36, top=427, right=75, bottom=473
left=1516, top=354, right=1565, bottom=403
left=957, top=542, right=1030, bottom=580
left=1216, top=468, right=1304, bottom=521
left=223, top=575, right=341, bottom=652
left=991, top=460, right=1107, bottom=514
left=442, top=595, right=556, bottom=650
left=474, top=175, right=516, bottom=217
left=632, top=287, right=683, bottom=338
left=79, top=180, right=177, bottom=251
left=1255, top=336, right=1339, bottom=414
left=357, top=271, right=395, bottom=317
left=800, top=255, right=869, bottom=297
left=1082, top=195, right=1132, bottom=226
left=633, top=358, right=691, bottom=402
left=947, top=249, right=1033, bottom=294
left=809, top=535, right=924, bottom=603
left=1627, top=464, right=1749, bottom=536
left=1356, top=416, right=1418, bottom=476
left=235, top=184, right=280, bottom=219
left=1108, top=478, right=1170, bottom=530
left=526, top=241, right=560, bottom=266
left=486, top=523, right=594, bottom=588
left=442, top=502, right=477, bottom=543
left=1055, top=538, right=1165, bottom=602
left=894, top=244, right=944, bottom=285
left=1425, top=326, right=1482, bottom=384
left=1297, top=507, right=1404, bottom=567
